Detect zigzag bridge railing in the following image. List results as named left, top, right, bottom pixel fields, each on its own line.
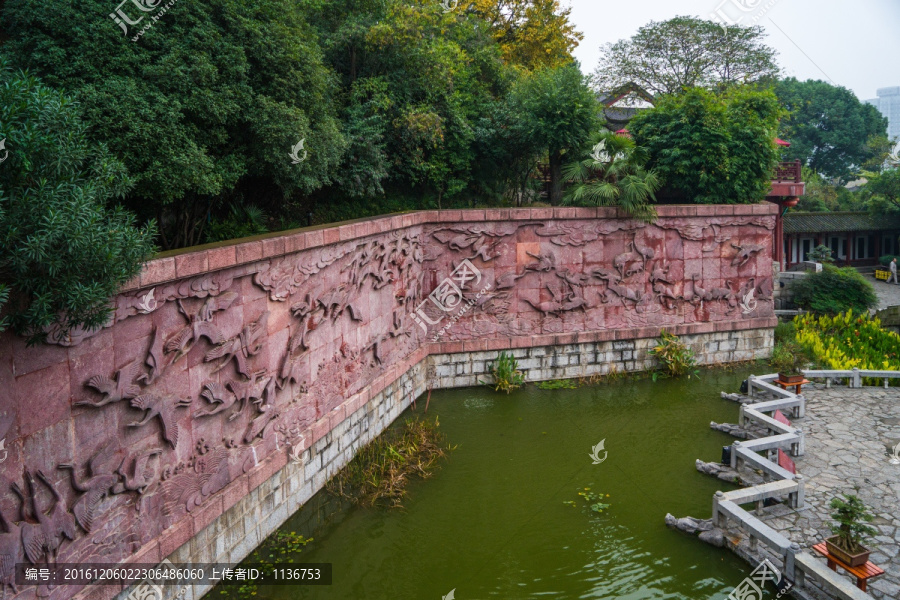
left=708, top=369, right=899, bottom=600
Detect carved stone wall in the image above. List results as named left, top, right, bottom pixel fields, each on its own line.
left=0, top=205, right=777, bottom=600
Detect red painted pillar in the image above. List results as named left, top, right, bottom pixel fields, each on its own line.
left=771, top=201, right=785, bottom=268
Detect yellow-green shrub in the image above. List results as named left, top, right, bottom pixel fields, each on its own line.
left=794, top=311, right=900, bottom=378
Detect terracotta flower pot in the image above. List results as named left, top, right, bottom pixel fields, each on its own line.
left=778, top=373, right=805, bottom=384
left=825, top=536, right=870, bottom=567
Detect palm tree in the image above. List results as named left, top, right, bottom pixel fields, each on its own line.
left=561, top=129, right=661, bottom=221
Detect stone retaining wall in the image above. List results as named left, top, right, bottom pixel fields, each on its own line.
left=0, top=205, right=778, bottom=600
left=428, top=328, right=774, bottom=389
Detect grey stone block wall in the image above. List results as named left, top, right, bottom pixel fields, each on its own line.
left=132, top=326, right=772, bottom=600
left=426, top=328, right=774, bottom=388
left=774, top=271, right=808, bottom=311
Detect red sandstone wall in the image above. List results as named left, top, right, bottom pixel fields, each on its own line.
left=0, top=205, right=776, bottom=599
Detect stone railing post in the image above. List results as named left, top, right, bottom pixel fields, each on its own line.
left=713, top=491, right=724, bottom=527
left=784, top=542, right=800, bottom=582
left=792, top=475, right=804, bottom=508
left=796, top=427, right=805, bottom=457
left=852, top=367, right=861, bottom=388
left=730, top=441, right=740, bottom=469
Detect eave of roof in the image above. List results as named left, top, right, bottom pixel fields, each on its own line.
left=783, top=211, right=900, bottom=234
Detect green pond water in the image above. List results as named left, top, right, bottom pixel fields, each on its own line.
left=221, top=367, right=787, bottom=600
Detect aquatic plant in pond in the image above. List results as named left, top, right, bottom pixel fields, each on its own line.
left=325, top=416, right=451, bottom=508
left=484, top=351, right=525, bottom=393
left=650, top=330, right=699, bottom=380
left=222, top=531, right=313, bottom=599
left=566, top=487, right=612, bottom=513
left=536, top=378, right=579, bottom=390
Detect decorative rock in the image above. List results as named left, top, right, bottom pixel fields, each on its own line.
left=710, top=421, right=752, bottom=439
left=698, top=529, right=726, bottom=547
left=695, top=459, right=744, bottom=484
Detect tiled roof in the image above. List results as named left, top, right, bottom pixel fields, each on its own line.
left=783, top=211, right=900, bottom=234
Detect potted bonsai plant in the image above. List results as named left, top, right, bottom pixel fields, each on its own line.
left=825, top=491, right=877, bottom=567
left=771, top=341, right=807, bottom=384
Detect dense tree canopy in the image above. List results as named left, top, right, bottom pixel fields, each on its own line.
left=593, top=17, right=779, bottom=96
left=468, top=0, right=583, bottom=69
left=793, top=167, right=860, bottom=212
left=776, top=78, right=890, bottom=183
left=863, top=167, right=900, bottom=216
left=3, top=0, right=347, bottom=249
left=629, top=87, right=783, bottom=204
left=0, top=59, right=155, bottom=343
left=1, top=0, right=589, bottom=241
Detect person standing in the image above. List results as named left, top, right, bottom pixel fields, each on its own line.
left=891, top=257, right=898, bottom=284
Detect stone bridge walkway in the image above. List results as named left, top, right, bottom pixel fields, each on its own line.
left=756, top=383, right=900, bottom=599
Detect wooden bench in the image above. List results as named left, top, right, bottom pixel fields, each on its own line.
left=773, top=378, right=810, bottom=395
left=812, top=542, right=884, bottom=592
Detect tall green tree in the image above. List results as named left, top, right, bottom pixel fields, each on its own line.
left=2, top=0, right=346, bottom=249
left=776, top=78, right=889, bottom=183
left=467, top=0, right=583, bottom=70
left=0, top=58, right=155, bottom=343
left=508, top=64, right=599, bottom=204
left=863, top=167, right=900, bottom=215
left=629, top=87, right=783, bottom=204
left=593, top=17, right=779, bottom=96
left=794, top=167, right=861, bottom=212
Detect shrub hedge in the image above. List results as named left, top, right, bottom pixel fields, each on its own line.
left=792, top=265, right=877, bottom=315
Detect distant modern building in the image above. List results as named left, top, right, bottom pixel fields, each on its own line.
left=866, top=87, right=900, bottom=141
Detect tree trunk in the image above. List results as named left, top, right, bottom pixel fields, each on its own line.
left=548, top=148, right=563, bottom=205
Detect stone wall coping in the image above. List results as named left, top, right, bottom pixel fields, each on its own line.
left=125, top=204, right=778, bottom=292
left=428, top=317, right=778, bottom=354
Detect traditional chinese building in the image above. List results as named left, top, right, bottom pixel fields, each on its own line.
left=782, top=211, right=900, bottom=268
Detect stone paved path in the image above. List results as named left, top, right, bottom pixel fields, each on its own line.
left=871, top=275, right=900, bottom=310
left=756, top=383, right=900, bottom=599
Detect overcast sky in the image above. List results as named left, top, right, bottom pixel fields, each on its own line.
left=568, top=0, right=900, bottom=101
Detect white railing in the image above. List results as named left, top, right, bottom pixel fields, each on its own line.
left=709, top=370, right=895, bottom=599
left=804, top=367, right=900, bottom=389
